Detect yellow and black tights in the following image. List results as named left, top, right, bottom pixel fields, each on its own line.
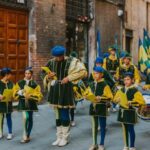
left=22, top=111, right=33, bottom=139
left=91, top=116, right=106, bottom=146
left=122, top=123, right=135, bottom=148
left=0, top=113, right=12, bottom=135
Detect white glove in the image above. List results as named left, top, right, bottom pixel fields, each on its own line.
left=17, top=90, right=24, bottom=96
left=51, top=80, right=56, bottom=86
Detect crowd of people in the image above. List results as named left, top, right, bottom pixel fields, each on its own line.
left=0, top=45, right=150, bottom=150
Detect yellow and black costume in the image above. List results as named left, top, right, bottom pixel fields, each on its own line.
left=114, top=79, right=145, bottom=149
left=89, top=66, right=113, bottom=149
left=0, top=68, right=14, bottom=139
left=103, top=48, right=119, bottom=76
left=13, top=68, right=42, bottom=143
left=115, top=55, right=141, bottom=86
left=143, top=66, right=150, bottom=90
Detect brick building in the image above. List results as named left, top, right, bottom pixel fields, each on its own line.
left=1, top=0, right=150, bottom=84
left=0, top=0, right=94, bottom=83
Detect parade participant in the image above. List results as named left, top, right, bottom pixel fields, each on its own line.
left=114, top=72, right=145, bottom=150
left=89, top=57, right=116, bottom=112
left=115, top=54, right=141, bottom=86
left=103, top=47, right=119, bottom=76
left=89, top=57, right=115, bottom=88
left=43, top=45, right=87, bottom=147
left=88, top=66, right=113, bottom=150
left=13, top=67, right=43, bottom=143
left=0, top=68, right=14, bottom=140
left=119, top=51, right=128, bottom=66
left=142, top=64, right=150, bottom=90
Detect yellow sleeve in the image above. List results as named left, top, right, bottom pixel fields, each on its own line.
left=132, top=91, right=145, bottom=106
left=103, top=58, right=107, bottom=70
left=13, top=83, right=20, bottom=101
left=68, top=58, right=87, bottom=82
left=113, top=90, right=120, bottom=103
left=114, top=67, right=120, bottom=80
left=103, top=85, right=113, bottom=100
left=30, top=85, right=43, bottom=103
left=119, top=59, right=123, bottom=66
left=134, top=66, right=141, bottom=84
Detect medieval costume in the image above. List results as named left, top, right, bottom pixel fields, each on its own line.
left=13, top=67, right=43, bottom=143
left=0, top=68, right=14, bottom=140
left=43, top=46, right=87, bottom=146
left=89, top=66, right=113, bottom=150
left=115, top=54, right=141, bottom=86
left=143, top=65, right=150, bottom=90
left=114, top=72, right=145, bottom=150
left=103, top=47, right=119, bottom=76
left=89, top=57, right=115, bottom=88
left=89, top=57, right=116, bottom=112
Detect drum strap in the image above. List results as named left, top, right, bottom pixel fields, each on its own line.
left=121, top=109, right=124, bottom=118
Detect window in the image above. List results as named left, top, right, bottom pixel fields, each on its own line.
left=66, top=0, right=88, bottom=21
left=125, top=29, right=133, bottom=53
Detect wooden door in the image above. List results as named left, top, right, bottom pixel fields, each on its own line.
left=0, top=7, right=28, bottom=82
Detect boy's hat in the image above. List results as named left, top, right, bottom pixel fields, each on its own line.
left=0, top=68, right=12, bottom=76
left=124, top=72, right=134, bottom=78
left=123, top=53, right=132, bottom=59
left=95, top=57, right=103, bottom=64
left=93, top=66, right=104, bottom=73
left=108, top=46, right=116, bottom=52
left=120, top=51, right=128, bottom=58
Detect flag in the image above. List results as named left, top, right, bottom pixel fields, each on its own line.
left=143, top=28, right=150, bottom=58
left=138, top=39, right=149, bottom=72
left=96, top=30, right=102, bottom=57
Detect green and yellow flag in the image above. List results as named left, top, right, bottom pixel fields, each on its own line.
left=143, top=29, right=150, bottom=59
left=138, top=39, right=149, bottom=72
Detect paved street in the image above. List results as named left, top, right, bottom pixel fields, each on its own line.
left=0, top=99, right=150, bottom=150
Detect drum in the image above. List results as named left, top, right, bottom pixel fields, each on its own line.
left=137, top=94, right=150, bottom=122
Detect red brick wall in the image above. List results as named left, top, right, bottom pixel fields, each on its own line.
left=29, top=0, right=66, bottom=84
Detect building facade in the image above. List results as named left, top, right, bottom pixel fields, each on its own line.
left=0, top=0, right=95, bottom=83
left=95, top=0, right=124, bottom=51
left=1, top=0, right=150, bottom=83
left=123, top=0, right=150, bottom=64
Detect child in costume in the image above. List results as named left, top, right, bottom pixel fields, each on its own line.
left=88, top=66, right=113, bottom=150
left=13, top=67, right=43, bottom=143
left=114, top=72, right=145, bottom=150
left=89, top=57, right=116, bottom=112
left=115, top=54, right=141, bottom=86
left=143, top=65, right=150, bottom=90
left=103, top=47, right=119, bottom=76
left=0, top=68, right=14, bottom=140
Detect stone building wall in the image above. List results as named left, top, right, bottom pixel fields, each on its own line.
left=95, top=0, right=122, bottom=52
left=123, top=0, right=150, bottom=64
